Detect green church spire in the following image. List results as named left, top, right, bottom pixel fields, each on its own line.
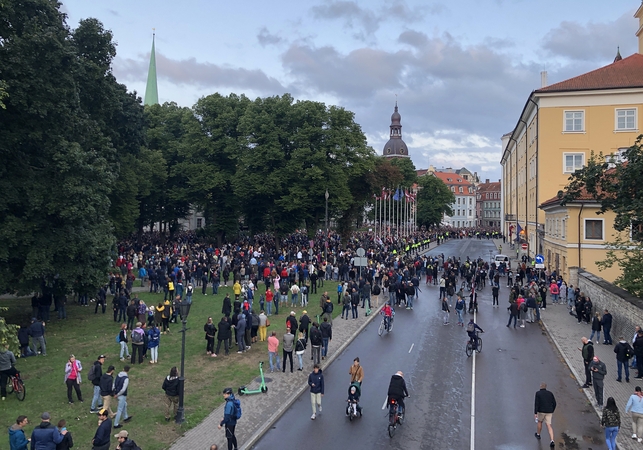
left=144, top=31, right=158, bottom=106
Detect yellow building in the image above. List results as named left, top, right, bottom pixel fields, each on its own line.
left=500, top=6, right=643, bottom=273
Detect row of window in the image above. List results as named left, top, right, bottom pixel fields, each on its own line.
left=484, top=211, right=500, bottom=218
left=456, top=197, right=473, bottom=205
left=484, top=192, right=499, bottom=199
left=450, top=186, right=474, bottom=194
left=454, top=209, right=473, bottom=217
left=564, top=108, right=637, bottom=133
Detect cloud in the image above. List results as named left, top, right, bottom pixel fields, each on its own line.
left=542, top=12, right=636, bottom=62
left=257, top=27, right=283, bottom=47
left=114, top=53, right=286, bottom=93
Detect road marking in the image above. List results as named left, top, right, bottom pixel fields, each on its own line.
left=470, top=309, right=477, bottom=450
left=381, top=396, right=389, bottom=410
left=408, top=343, right=414, bottom=353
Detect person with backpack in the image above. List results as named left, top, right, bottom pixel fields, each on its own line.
left=89, top=355, right=106, bottom=413
left=371, top=283, right=381, bottom=308
left=218, top=388, right=239, bottom=450
left=147, top=323, right=160, bottom=364
left=614, top=337, right=634, bottom=383
left=130, top=323, right=145, bottom=365
left=114, top=430, right=140, bottom=450
left=309, top=323, right=322, bottom=366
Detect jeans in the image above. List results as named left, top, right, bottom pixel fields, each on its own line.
left=31, top=336, right=46, bottom=356
left=351, top=305, right=358, bottom=319
left=296, top=353, right=303, bottom=369
left=266, top=301, right=272, bottom=315
left=118, top=341, right=129, bottom=359
left=342, top=305, right=350, bottom=318
left=150, top=346, right=158, bottom=363
left=117, top=308, right=126, bottom=322
left=91, top=385, right=102, bottom=410
left=269, top=351, right=281, bottom=372
left=291, top=293, right=298, bottom=307
left=114, top=395, right=128, bottom=426
left=312, top=345, right=321, bottom=365
left=604, top=426, right=618, bottom=450
left=406, top=295, right=413, bottom=308
left=237, top=331, right=246, bottom=352
left=589, top=330, right=601, bottom=342
left=215, top=339, right=230, bottom=356
left=361, top=295, right=371, bottom=308
left=322, top=338, right=329, bottom=357
left=213, top=282, right=219, bottom=295
left=618, top=360, right=630, bottom=381
left=456, top=309, right=464, bottom=325
left=604, top=327, right=612, bottom=344
left=58, top=306, right=67, bottom=319
left=507, top=314, right=517, bottom=328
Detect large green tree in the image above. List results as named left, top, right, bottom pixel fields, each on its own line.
left=562, top=139, right=643, bottom=296
left=0, top=0, right=116, bottom=294
left=416, top=174, right=455, bottom=227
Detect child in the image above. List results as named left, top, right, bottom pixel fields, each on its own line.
left=346, top=382, right=362, bottom=416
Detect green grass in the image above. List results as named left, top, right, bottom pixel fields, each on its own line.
left=1, top=280, right=340, bottom=450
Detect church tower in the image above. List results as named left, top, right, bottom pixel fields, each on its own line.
left=144, top=32, right=159, bottom=106
left=382, top=102, right=409, bottom=158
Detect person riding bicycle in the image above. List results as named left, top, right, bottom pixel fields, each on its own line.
left=0, top=345, right=19, bottom=400
left=387, top=371, right=409, bottom=416
left=466, top=319, right=484, bottom=350
left=381, top=302, right=394, bottom=331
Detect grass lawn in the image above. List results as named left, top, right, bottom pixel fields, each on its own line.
left=1, top=280, right=341, bottom=450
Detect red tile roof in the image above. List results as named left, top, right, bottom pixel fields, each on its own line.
left=536, top=53, right=643, bottom=93
left=416, top=169, right=429, bottom=177
left=539, top=191, right=599, bottom=208
left=432, top=171, right=475, bottom=195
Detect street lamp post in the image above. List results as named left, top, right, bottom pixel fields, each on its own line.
left=175, top=299, right=192, bottom=424
left=324, top=189, right=329, bottom=263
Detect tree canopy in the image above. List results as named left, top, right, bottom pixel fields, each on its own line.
left=416, top=175, right=455, bottom=227
left=562, top=138, right=643, bottom=296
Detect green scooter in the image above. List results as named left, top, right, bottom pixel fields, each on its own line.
left=238, top=361, right=268, bottom=395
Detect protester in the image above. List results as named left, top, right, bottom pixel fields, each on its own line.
left=63, top=354, right=83, bottom=404
left=162, top=367, right=180, bottom=422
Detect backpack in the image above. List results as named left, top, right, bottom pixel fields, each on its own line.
left=626, top=344, right=635, bottom=359
left=131, top=329, right=144, bottom=344
left=325, top=303, right=333, bottom=314
left=372, top=285, right=381, bottom=296
left=466, top=323, right=475, bottom=333
left=88, top=363, right=98, bottom=381
left=116, top=333, right=121, bottom=344
left=232, top=398, right=242, bottom=420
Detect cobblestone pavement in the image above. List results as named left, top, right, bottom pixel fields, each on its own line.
left=493, top=239, right=639, bottom=450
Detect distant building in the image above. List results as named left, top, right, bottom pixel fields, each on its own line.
left=476, top=180, right=501, bottom=228
left=382, top=102, right=410, bottom=158
left=429, top=169, right=476, bottom=227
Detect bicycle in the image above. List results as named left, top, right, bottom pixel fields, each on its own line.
left=387, top=398, right=405, bottom=438
left=465, top=335, right=483, bottom=357
left=378, top=315, right=394, bottom=336
left=6, top=373, right=26, bottom=401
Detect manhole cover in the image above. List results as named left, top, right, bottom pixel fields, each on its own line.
left=260, top=377, right=273, bottom=383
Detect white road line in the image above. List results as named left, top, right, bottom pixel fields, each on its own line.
left=470, top=309, right=477, bottom=450
left=408, top=343, right=414, bottom=353
left=382, top=396, right=389, bottom=410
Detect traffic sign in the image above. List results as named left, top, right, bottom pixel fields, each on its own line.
left=521, top=243, right=528, bottom=250
left=356, top=247, right=365, bottom=257
left=535, top=254, right=544, bottom=264
left=353, top=257, right=368, bottom=267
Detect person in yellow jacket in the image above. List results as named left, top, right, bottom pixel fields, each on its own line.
left=233, top=281, right=242, bottom=300
left=167, top=278, right=175, bottom=302
left=159, top=299, right=172, bottom=333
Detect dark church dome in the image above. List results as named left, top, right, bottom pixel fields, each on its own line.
left=382, top=102, right=409, bottom=158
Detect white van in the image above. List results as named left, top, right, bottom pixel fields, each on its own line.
left=494, top=254, right=509, bottom=263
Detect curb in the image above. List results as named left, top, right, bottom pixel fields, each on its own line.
left=242, top=303, right=384, bottom=449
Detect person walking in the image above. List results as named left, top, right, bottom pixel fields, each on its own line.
left=320, top=317, right=332, bottom=360
left=456, top=296, right=466, bottom=327
left=147, top=322, right=160, bottom=364
left=601, top=397, right=620, bottom=450
left=534, top=382, right=557, bottom=448
left=308, top=364, right=324, bottom=420
left=579, top=337, right=595, bottom=388
left=8, top=415, right=29, bottom=450
left=205, top=317, right=217, bottom=356
left=282, top=327, right=294, bottom=373
left=113, top=366, right=133, bottom=429
left=91, top=409, right=111, bottom=450
left=309, top=323, right=322, bottom=366
left=64, top=354, right=83, bottom=404
left=162, top=367, right=180, bottom=422
left=30, top=412, right=65, bottom=449
left=89, top=355, right=106, bottom=413
left=295, top=332, right=306, bottom=371
left=99, top=366, right=116, bottom=419
left=441, top=297, right=450, bottom=325
left=626, top=386, right=643, bottom=442
left=614, top=337, right=633, bottom=383
left=589, top=356, right=607, bottom=408
left=267, top=331, right=281, bottom=373
left=218, top=388, right=238, bottom=450
left=349, top=357, right=364, bottom=386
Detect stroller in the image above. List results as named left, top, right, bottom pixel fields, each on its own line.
left=346, top=381, right=363, bottom=421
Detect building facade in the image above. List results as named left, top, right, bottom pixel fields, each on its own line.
left=382, top=102, right=410, bottom=158
left=430, top=169, right=476, bottom=227
left=477, top=180, right=501, bottom=228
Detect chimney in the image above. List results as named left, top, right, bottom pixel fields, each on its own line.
left=540, top=71, right=548, bottom=88
left=485, top=179, right=489, bottom=184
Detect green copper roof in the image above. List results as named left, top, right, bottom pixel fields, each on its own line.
left=144, top=33, right=158, bottom=106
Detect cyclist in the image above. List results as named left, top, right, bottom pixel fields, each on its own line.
left=466, top=319, right=484, bottom=350
left=0, top=344, right=19, bottom=400
left=387, top=371, right=409, bottom=416
left=381, top=302, right=394, bottom=332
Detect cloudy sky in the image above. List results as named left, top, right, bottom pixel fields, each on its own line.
left=61, top=0, right=639, bottom=181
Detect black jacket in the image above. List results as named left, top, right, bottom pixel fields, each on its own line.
left=320, top=322, right=332, bottom=339
left=582, top=342, right=595, bottom=362
left=92, top=418, right=111, bottom=447
left=222, top=296, right=232, bottom=316
left=217, top=320, right=231, bottom=340
left=204, top=322, right=217, bottom=339
left=56, top=431, right=73, bottom=450
left=91, top=361, right=103, bottom=387
left=387, top=374, right=408, bottom=399
left=614, top=341, right=633, bottom=362
left=118, top=438, right=139, bottom=450
left=309, top=326, right=322, bottom=346
left=591, top=317, right=602, bottom=332
left=162, top=375, right=180, bottom=397
left=299, top=314, right=310, bottom=331
left=99, top=373, right=114, bottom=397
left=286, top=316, right=298, bottom=334
left=534, top=388, right=556, bottom=414
left=601, top=313, right=613, bottom=330
left=634, top=335, right=643, bottom=357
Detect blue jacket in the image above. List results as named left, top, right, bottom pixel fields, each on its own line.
left=30, top=422, right=62, bottom=450
left=92, top=418, right=112, bottom=447
left=9, top=426, right=29, bottom=450
left=308, top=369, right=324, bottom=394
left=147, top=327, right=161, bottom=349
left=220, top=396, right=238, bottom=426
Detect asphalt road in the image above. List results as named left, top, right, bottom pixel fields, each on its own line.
left=253, top=239, right=606, bottom=450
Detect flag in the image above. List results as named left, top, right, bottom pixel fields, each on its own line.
left=393, top=189, right=402, bottom=201
left=404, top=190, right=411, bottom=200
left=381, top=187, right=389, bottom=200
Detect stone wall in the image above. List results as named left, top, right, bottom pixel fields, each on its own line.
left=571, top=267, right=643, bottom=342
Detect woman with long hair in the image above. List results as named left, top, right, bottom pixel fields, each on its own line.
left=118, top=323, right=130, bottom=361
left=63, top=355, right=83, bottom=404
left=601, top=396, right=620, bottom=450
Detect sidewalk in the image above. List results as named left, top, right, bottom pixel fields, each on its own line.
left=491, top=239, right=638, bottom=450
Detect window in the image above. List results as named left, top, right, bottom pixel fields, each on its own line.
left=563, top=153, right=584, bottom=173
left=584, top=219, right=603, bottom=240
left=564, top=111, right=584, bottom=132
left=457, top=198, right=461, bottom=205
left=451, top=186, right=455, bottom=192
left=459, top=187, right=463, bottom=193
left=469, top=198, right=472, bottom=205
left=616, top=108, right=637, bottom=131
left=196, top=218, right=203, bottom=229
left=561, top=219, right=566, bottom=239
left=632, top=220, right=643, bottom=242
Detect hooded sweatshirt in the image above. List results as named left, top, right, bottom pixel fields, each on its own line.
left=162, top=375, right=180, bottom=397
left=8, top=424, right=29, bottom=450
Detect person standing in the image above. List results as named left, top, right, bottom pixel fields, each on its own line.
left=91, top=409, right=111, bottom=450
left=579, top=337, right=595, bottom=388
left=28, top=318, right=46, bottom=356
left=309, top=323, right=322, bottom=366
left=205, top=317, right=217, bottom=356
left=634, top=331, right=643, bottom=378
left=614, top=337, right=633, bottom=383
left=218, top=388, right=238, bottom=450
left=267, top=331, right=281, bottom=373
left=8, top=415, right=29, bottom=450
left=295, top=332, right=306, bottom=371
left=320, top=317, right=332, bottom=360
left=626, top=386, right=643, bottom=442
left=56, top=419, right=73, bottom=450
left=89, top=355, right=105, bottom=413
left=162, top=367, right=180, bottom=422
left=534, top=382, right=557, bottom=448
left=602, top=310, right=613, bottom=345
left=323, top=297, right=334, bottom=325
left=99, top=366, right=116, bottom=419
left=590, top=313, right=602, bottom=344
left=282, top=327, right=295, bottom=373
left=64, top=354, right=83, bottom=404
left=258, top=311, right=268, bottom=342
left=349, top=357, right=364, bottom=386
left=236, top=313, right=248, bottom=354
left=30, top=412, right=65, bottom=449
left=113, top=366, right=133, bottom=429
left=147, top=322, right=160, bottom=364
left=600, top=397, right=620, bottom=450
left=130, top=323, right=145, bottom=364
left=589, top=356, right=607, bottom=407
left=441, top=297, right=450, bottom=325
left=308, top=364, right=324, bottom=420
left=118, top=324, right=130, bottom=361
left=215, top=317, right=231, bottom=357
